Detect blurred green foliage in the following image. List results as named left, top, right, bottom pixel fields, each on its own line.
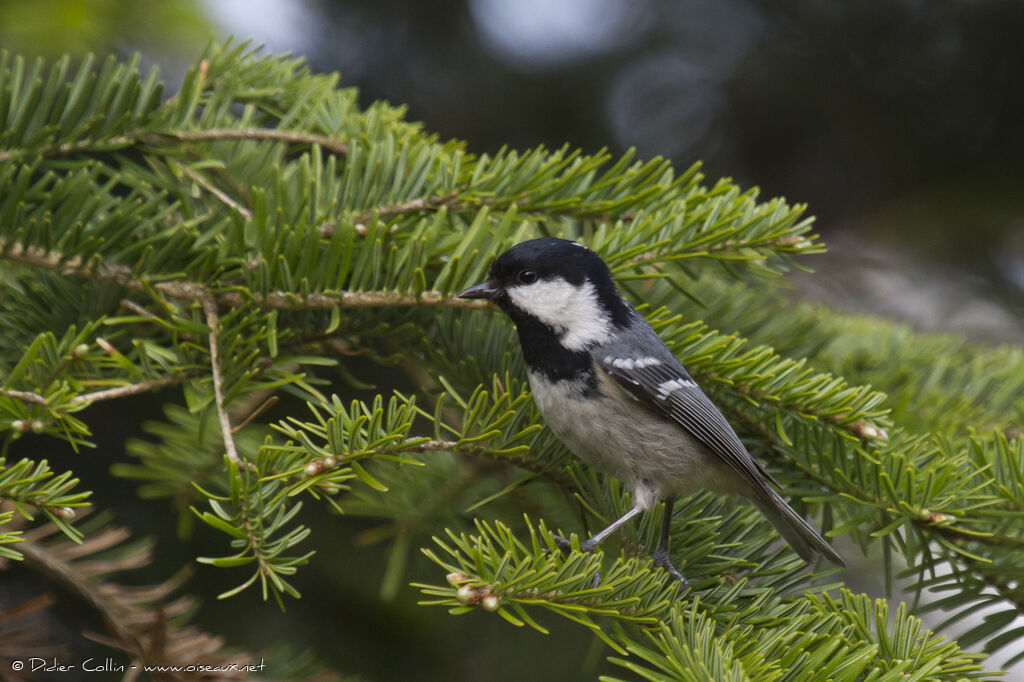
left=0, top=0, right=209, bottom=60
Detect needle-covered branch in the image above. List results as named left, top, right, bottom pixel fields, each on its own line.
left=0, top=239, right=492, bottom=311
left=204, top=299, right=240, bottom=464
left=2, top=42, right=1021, bottom=678
left=0, top=458, right=90, bottom=557
left=4, top=516, right=283, bottom=677
left=0, top=375, right=189, bottom=408
left=414, top=518, right=990, bottom=680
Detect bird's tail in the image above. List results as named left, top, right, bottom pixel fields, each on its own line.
left=751, top=489, right=845, bottom=567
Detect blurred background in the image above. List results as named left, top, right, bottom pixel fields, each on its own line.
left=1, top=0, right=1023, bottom=679
left=2, top=0, right=1023, bottom=342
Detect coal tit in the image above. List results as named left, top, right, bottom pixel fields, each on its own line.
left=458, top=237, right=843, bottom=586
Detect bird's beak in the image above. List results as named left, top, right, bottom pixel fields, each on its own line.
left=457, top=280, right=501, bottom=300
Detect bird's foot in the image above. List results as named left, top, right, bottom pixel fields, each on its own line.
left=551, top=534, right=572, bottom=554
left=652, top=549, right=690, bottom=591
left=551, top=534, right=600, bottom=555
left=550, top=534, right=602, bottom=587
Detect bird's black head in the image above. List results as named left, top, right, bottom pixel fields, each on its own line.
left=457, top=238, right=632, bottom=351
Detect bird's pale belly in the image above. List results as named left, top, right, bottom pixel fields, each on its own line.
left=528, top=370, right=735, bottom=510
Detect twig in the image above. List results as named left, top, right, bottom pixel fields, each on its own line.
left=119, top=298, right=162, bottom=321
left=203, top=298, right=240, bottom=464
left=215, top=289, right=493, bottom=311
left=282, top=438, right=577, bottom=493
left=325, top=338, right=371, bottom=357
left=74, top=376, right=189, bottom=404
left=157, top=128, right=349, bottom=156
left=12, top=519, right=262, bottom=678
left=0, top=126, right=350, bottom=163
left=1, top=375, right=191, bottom=410
left=321, top=193, right=460, bottom=236
left=231, top=396, right=279, bottom=434
left=0, top=388, right=48, bottom=406
left=0, top=239, right=492, bottom=311
left=17, top=536, right=139, bottom=652
left=177, top=163, right=253, bottom=219
left=706, top=233, right=814, bottom=253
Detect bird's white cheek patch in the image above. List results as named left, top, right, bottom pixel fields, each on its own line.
left=506, top=278, right=612, bottom=350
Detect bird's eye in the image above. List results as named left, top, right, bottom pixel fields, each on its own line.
left=517, top=269, right=537, bottom=285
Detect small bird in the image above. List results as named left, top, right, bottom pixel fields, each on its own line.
left=458, top=237, right=843, bottom=587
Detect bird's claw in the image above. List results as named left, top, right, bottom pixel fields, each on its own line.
left=550, top=534, right=599, bottom=555
left=551, top=533, right=573, bottom=554
left=550, top=534, right=602, bottom=587
left=652, top=549, right=690, bottom=591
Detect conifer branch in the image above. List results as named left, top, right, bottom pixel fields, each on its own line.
left=0, top=127, right=350, bottom=163
left=388, top=439, right=577, bottom=491
left=204, top=299, right=240, bottom=465
left=706, top=233, right=814, bottom=253
left=151, top=128, right=350, bottom=156
left=3, top=44, right=1020, bottom=673
left=322, top=192, right=624, bottom=236
left=968, top=560, right=1024, bottom=616
left=76, top=376, right=191, bottom=404
left=8, top=518, right=279, bottom=679
left=260, top=436, right=576, bottom=494
left=177, top=163, right=253, bottom=219
left=0, top=239, right=491, bottom=310
left=336, top=192, right=459, bottom=231
left=0, top=388, right=48, bottom=406
left=724, top=401, right=1024, bottom=553
left=119, top=298, right=164, bottom=322
left=325, top=193, right=665, bottom=234
left=1, top=375, right=190, bottom=408
left=214, top=289, right=493, bottom=311
left=17, top=535, right=139, bottom=649
left=0, top=459, right=90, bottom=533
left=231, top=396, right=279, bottom=435
left=0, top=594, right=66, bottom=662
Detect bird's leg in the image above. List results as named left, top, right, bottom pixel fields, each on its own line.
left=651, top=497, right=689, bottom=588
left=581, top=505, right=643, bottom=553
left=553, top=505, right=643, bottom=554
left=551, top=505, right=644, bottom=589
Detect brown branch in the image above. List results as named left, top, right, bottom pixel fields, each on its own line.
left=286, top=438, right=577, bottom=494
left=0, top=126, right=350, bottom=163
left=156, top=128, right=349, bottom=156
left=408, top=440, right=576, bottom=490
left=74, top=375, right=190, bottom=404
left=0, top=238, right=492, bottom=311
left=203, top=299, right=240, bottom=464
left=0, top=388, right=48, bottom=406
left=620, top=234, right=819, bottom=274
left=17, top=536, right=139, bottom=651
left=177, top=163, right=253, bottom=219
left=215, top=289, right=492, bottom=311
left=321, top=192, right=460, bottom=235
left=2, top=375, right=191, bottom=412
left=11, top=519, right=268, bottom=680
left=231, top=395, right=279, bottom=434
left=317, top=192, right=643, bottom=237
left=705, top=233, right=815, bottom=254
left=120, top=298, right=163, bottom=321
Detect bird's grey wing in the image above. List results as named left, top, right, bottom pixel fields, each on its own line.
left=597, top=355, right=780, bottom=492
